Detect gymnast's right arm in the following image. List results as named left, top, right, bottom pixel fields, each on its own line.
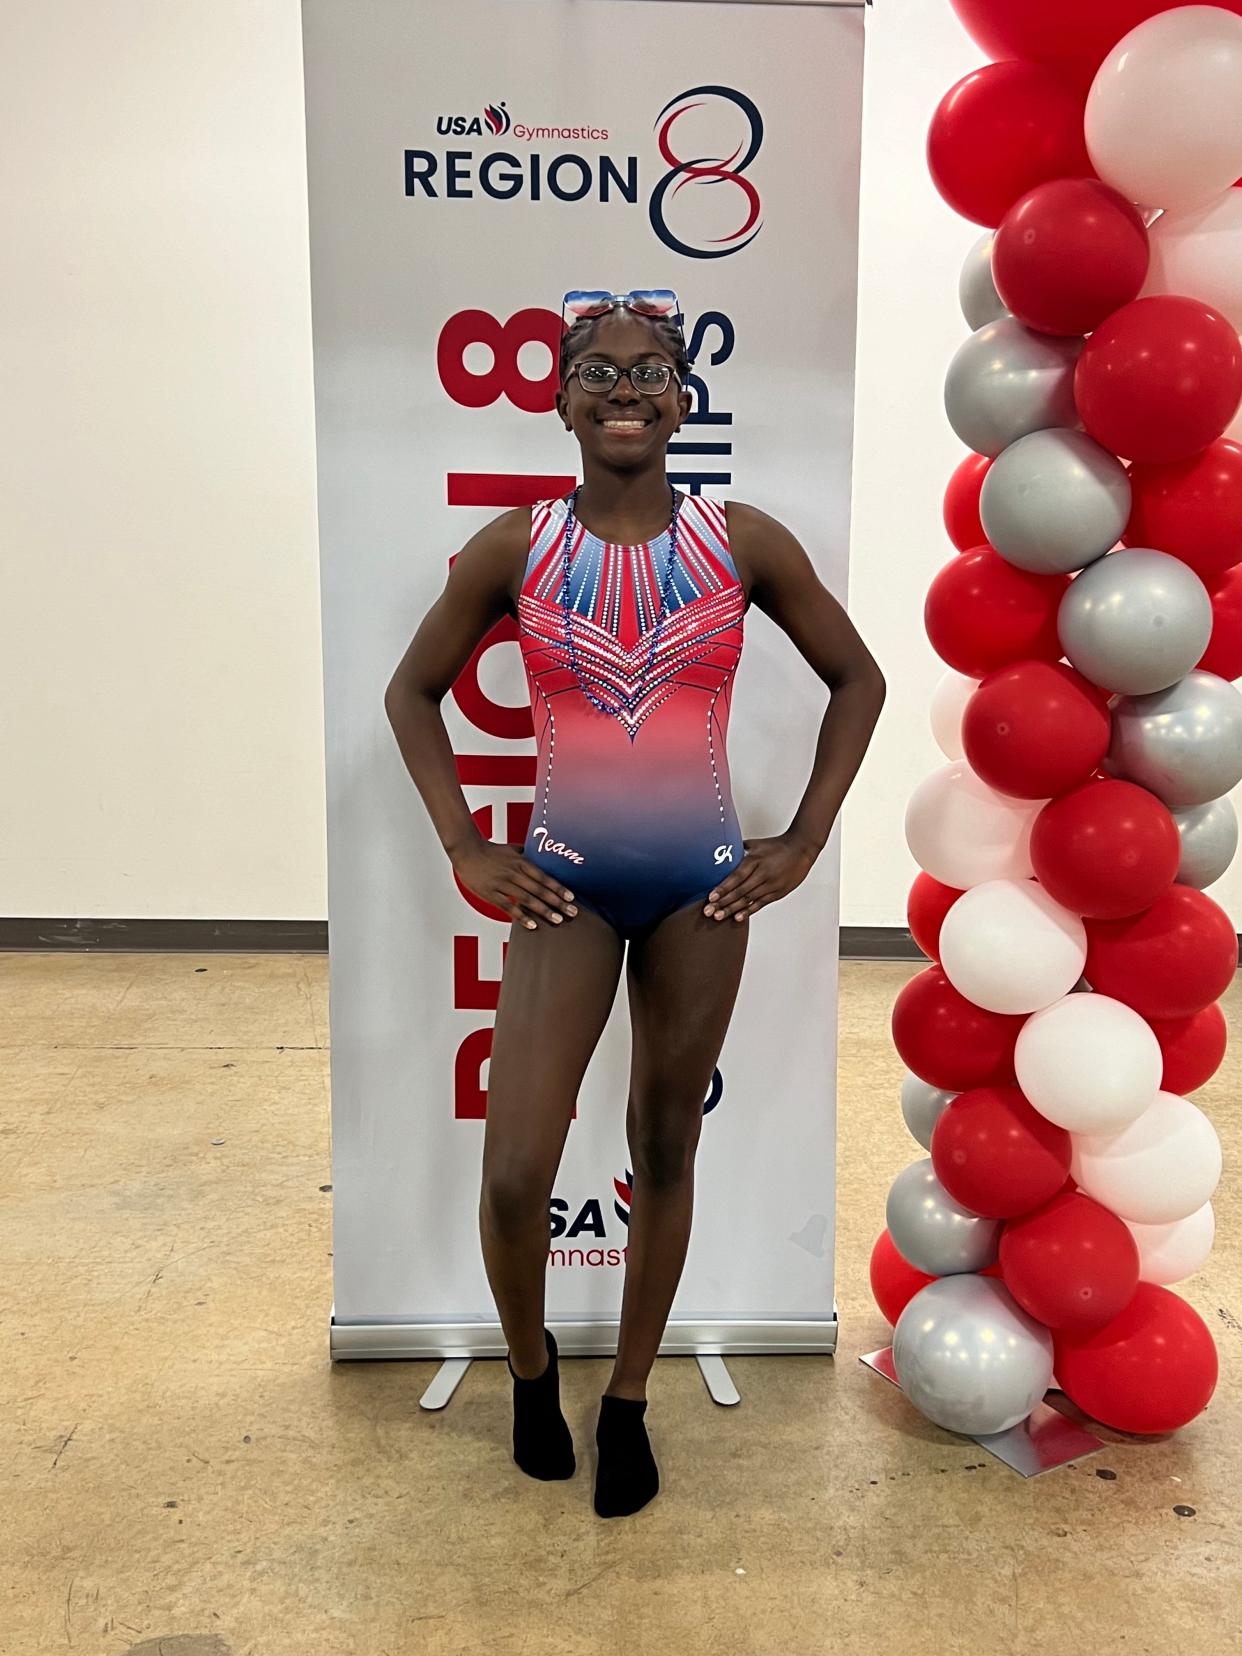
left=382, top=510, right=579, bottom=930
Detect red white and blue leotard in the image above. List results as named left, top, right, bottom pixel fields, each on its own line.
left=518, top=491, right=746, bottom=939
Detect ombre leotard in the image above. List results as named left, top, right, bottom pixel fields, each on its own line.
left=517, top=491, right=746, bottom=940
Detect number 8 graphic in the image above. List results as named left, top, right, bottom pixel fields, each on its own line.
left=649, top=85, right=765, bottom=261
left=437, top=307, right=562, bottom=412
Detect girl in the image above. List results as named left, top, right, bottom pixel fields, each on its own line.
left=384, top=289, right=885, bottom=1517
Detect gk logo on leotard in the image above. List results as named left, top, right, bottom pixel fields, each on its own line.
left=714, top=844, right=735, bottom=865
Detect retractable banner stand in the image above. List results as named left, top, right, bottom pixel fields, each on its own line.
left=302, top=0, right=866, bottom=1361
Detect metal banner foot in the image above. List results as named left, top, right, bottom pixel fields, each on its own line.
left=419, top=1356, right=472, bottom=1410
left=860, top=1346, right=1105, bottom=1477
left=696, top=1353, right=741, bottom=1405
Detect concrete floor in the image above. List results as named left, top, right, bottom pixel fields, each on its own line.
left=2, top=952, right=1238, bottom=1656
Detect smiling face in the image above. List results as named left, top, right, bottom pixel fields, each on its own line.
left=555, top=310, right=692, bottom=467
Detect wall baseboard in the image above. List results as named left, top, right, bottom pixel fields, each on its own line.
left=0, top=918, right=329, bottom=952
left=5, top=919, right=1240, bottom=967
left=839, top=927, right=922, bottom=960
left=0, top=917, right=923, bottom=957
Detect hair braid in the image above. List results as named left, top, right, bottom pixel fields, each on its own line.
left=558, top=310, right=692, bottom=385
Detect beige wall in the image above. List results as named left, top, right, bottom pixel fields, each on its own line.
left=3, top=0, right=1238, bottom=929
left=1, top=0, right=325, bottom=918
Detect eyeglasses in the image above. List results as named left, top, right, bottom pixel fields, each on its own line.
left=565, top=360, right=679, bottom=395
left=560, top=288, right=694, bottom=390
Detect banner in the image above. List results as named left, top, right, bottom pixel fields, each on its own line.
left=302, top=0, right=866, bottom=1357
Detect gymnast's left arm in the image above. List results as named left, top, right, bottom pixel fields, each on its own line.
left=702, top=500, right=887, bottom=924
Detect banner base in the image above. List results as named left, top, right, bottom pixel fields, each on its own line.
left=329, top=1310, right=840, bottom=1364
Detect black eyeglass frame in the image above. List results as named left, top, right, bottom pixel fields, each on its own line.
left=561, top=360, right=684, bottom=396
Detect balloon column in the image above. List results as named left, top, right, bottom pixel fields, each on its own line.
left=875, top=0, right=1240, bottom=1442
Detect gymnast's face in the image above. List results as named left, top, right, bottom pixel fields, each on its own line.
left=556, top=310, right=691, bottom=468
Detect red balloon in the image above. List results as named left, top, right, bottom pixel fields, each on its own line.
left=1150, top=1003, right=1229, bottom=1095
left=927, top=63, right=1091, bottom=229
left=931, top=1085, right=1072, bottom=1220
left=907, top=872, right=964, bottom=962
left=963, top=661, right=1111, bottom=800
left=892, top=966, right=1024, bottom=1092
left=1085, top=885, right=1239, bottom=1019
left=1126, top=441, right=1242, bottom=579
left=1198, top=566, right=1242, bottom=682
left=993, top=180, right=1148, bottom=336
left=1001, top=1191, right=1140, bottom=1331
left=1075, top=298, right=1242, bottom=466
left=925, top=549, right=1068, bottom=678
left=1054, top=1283, right=1219, bottom=1433
left=944, top=453, right=991, bottom=551
left=948, top=1, right=1242, bottom=90
left=1031, top=779, right=1180, bottom=919
left=870, top=1229, right=937, bottom=1326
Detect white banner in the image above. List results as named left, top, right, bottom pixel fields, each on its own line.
left=302, top=0, right=865, bottom=1355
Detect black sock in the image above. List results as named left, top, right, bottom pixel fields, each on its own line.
left=593, top=1392, right=659, bottom=1518
left=506, top=1327, right=575, bottom=1481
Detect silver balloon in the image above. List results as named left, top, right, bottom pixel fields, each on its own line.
left=892, top=1275, right=1055, bottom=1437
left=959, top=231, right=1006, bottom=331
left=1110, top=670, right=1242, bottom=809
left=885, top=1158, right=1001, bottom=1277
left=900, top=1072, right=958, bottom=1151
left=1059, top=549, right=1212, bottom=696
left=944, top=318, right=1083, bottom=459
left=980, top=429, right=1130, bottom=575
left=1173, top=796, right=1239, bottom=888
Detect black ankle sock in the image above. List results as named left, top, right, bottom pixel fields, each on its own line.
left=593, top=1392, right=659, bottom=1518
left=506, top=1327, right=575, bottom=1481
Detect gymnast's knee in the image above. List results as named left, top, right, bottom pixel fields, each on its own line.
left=628, top=1096, right=704, bottom=1188
left=479, top=1158, right=554, bottom=1238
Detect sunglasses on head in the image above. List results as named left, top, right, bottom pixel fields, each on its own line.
left=560, top=288, right=692, bottom=394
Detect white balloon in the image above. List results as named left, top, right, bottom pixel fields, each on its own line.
left=1074, top=1091, right=1223, bottom=1224
left=930, top=669, right=978, bottom=761
left=1086, top=7, right=1242, bottom=214
left=939, top=880, right=1086, bottom=1015
left=1126, top=1203, right=1216, bottom=1286
left=905, top=762, right=1043, bottom=890
left=1145, top=188, right=1242, bottom=334
left=1016, top=994, right=1161, bottom=1134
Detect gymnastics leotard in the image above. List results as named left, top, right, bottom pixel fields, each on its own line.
left=517, top=489, right=746, bottom=940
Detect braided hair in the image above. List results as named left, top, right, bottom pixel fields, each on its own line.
left=558, top=308, right=692, bottom=386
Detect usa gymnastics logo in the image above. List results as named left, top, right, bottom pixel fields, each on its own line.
left=613, top=1168, right=633, bottom=1228
left=435, top=101, right=511, bottom=137
left=649, top=86, right=765, bottom=261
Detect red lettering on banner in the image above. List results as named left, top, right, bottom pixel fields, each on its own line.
left=448, top=472, right=575, bottom=508
left=453, top=935, right=506, bottom=1010
left=437, top=307, right=561, bottom=413
left=451, top=614, right=532, bottom=740
left=454, top=1026, right=492, bottom=1120
left=456, top=753, right=536, bottom=786
left=442, top=310, right=574, bottom=1121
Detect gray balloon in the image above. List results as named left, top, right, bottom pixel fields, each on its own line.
left=1173, top=796, right=1239, bottom=888
left=885, top=1158, right=1001, bottom=1277
left=1059, top=549, right=1212, bottom=696
left=959, top=232, right=1005, bottom=331
left=1110, top=670, right=1242, bottom=808
left=892, top=1275, right=1054, bottom=1437
left=980, top=429, right=1130, bottom=575
left=900, top=1072, right=958, bottom=1151
left=944, top=318, right=1083, bottom=458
